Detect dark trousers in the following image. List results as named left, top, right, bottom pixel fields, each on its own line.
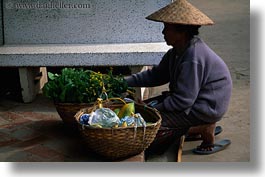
left=144, top=93, right=206, bottom=155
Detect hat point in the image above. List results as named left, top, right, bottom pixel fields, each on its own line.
left=146, top=0, right=214, bottom=26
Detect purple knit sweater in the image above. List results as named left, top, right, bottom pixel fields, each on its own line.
left=126, top=37, right=232, bottom=123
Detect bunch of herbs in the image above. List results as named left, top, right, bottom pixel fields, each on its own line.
left=42, top=68, right=128, bottom=103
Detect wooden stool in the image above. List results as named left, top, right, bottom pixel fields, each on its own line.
left=176, top=135, right=186, bottom=162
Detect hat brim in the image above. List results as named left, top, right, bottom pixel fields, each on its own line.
left=146, top=0, right=214, bottom=26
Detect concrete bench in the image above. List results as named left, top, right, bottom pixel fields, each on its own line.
left=0, top=0, right=171, bottom=103
left=0, top=43, right=170, bottom=102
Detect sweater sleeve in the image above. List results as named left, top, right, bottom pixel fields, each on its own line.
left=125, top=50, right=172, bottom=87
left=154, top=61, right=204, bottom=112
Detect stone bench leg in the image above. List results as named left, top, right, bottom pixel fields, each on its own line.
left=130, top=66, right=152, bottom=100
left=19, top=67, right=48, bottom=103
left=130, top=66, right=143, bottom=100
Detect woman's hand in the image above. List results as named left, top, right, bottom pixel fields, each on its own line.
left=136, top=98, right=146, bottom=105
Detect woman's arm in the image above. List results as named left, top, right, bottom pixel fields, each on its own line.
left=125, top=49, right=172, bottom=87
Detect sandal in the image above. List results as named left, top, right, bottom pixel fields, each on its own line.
left=192, top=139, right=231, bottom=155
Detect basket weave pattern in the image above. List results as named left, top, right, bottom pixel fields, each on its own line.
left=55, top=102, right=93, bottom=128
left=74, top=103, right=161, bottom=160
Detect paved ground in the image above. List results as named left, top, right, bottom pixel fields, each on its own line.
left=0, top=95, right=148, bottom=162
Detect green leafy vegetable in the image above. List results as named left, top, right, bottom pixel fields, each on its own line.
left=42, top=68, right=128, bottom=103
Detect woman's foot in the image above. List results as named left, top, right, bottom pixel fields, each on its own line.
left=195, top=143, right=215, bottom=151
left=187, top=123, right=216, bottom=151
left=186, top=125, right=222, bottom=141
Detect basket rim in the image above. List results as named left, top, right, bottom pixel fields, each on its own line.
left=74, top=102, right=162, bottom=130
left=54, top=102, right=94, bottom=106
left=77, top=121, right=161, bottom=130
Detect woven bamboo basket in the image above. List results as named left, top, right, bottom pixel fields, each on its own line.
left=74, top=101, right=162, bottom=160
left=54, top=102, right=93, bottom=129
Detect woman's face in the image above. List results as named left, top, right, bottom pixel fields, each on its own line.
left=162, top=23, right=186, bottom=47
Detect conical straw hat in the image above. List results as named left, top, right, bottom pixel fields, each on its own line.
left=146, top=0, right=214, bottom=25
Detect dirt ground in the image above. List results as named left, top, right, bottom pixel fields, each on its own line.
left=144, top=0, right=250, bottom=162
left=185, top=0, right=250, bottom=162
